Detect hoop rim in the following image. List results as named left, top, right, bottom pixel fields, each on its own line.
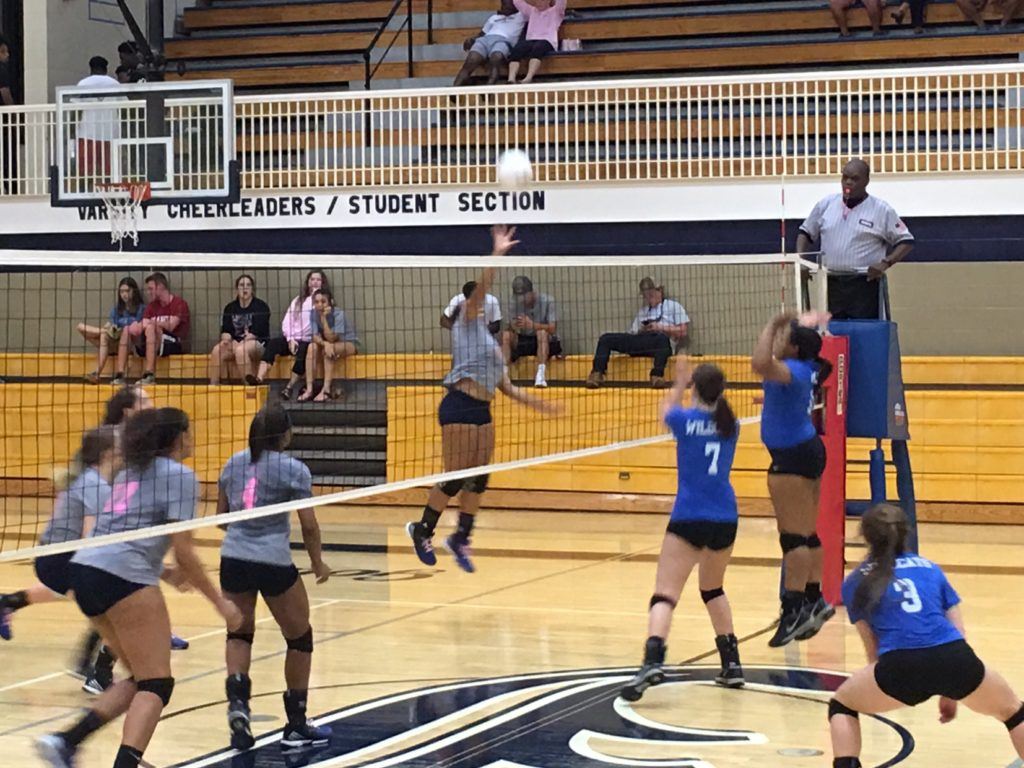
left=95, top=181, right=152, bottom=201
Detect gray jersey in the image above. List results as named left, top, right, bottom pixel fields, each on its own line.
left=799, top=193, right=914, bottom=273
left=443, top=311, right=506, bottom=394
left=72, top=457, right=199, bottom=585
left=220, top=449, right=313, bottom=567
left=39, top=467, right=110, bottom=546
left=506, top=292, right=558, bottom=337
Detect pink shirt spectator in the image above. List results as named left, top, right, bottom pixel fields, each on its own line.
left=512, top=0, right=566, bottom=48
left=280, top=295, right=314, bottom=342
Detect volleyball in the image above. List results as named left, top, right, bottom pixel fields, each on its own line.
left=497, top=149, right=533, bottom=189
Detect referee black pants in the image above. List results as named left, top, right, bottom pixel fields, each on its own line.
left=591, top=331, right=673, bottom=377
left=827, top=274, right=883, bottom=320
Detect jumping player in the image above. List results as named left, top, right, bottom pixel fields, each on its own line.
left=406, top=225, right=558, bottom=573
left=830, top=504, right=1024, bottom=767
left=752, top=311, right=834, bottom=647
left=218, top=406, right=332, bottom=751
left=621, top=357, right=744, bottom=701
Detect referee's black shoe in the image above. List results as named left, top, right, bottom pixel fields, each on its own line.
left=796, top=597, right=836, bottom=641
left=620, top=664, right=665, bottom=702
left=768, top=603, right=814, bottom=648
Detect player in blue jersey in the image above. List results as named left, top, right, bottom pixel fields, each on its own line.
left=829, top=504, right=1024, bottom=767
left=753, top=311, right=834, bottom=647
left=621, top=357, right=744, bottom=702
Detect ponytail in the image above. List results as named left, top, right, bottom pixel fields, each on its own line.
left=712, top=397, right=738, bottom=439
left=249, top=405, right=292, bottom=463
left=691, top=363, right=737, bottom=438
left=853, top=504, right=909, bottom=616
left=814, top=356, right=834, bottom=389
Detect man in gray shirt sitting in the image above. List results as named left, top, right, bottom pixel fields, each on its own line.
left=502, top=275, right=562, bottom=388
left=797, top=158, right=915, bottom=319
left=453, top=0, right=525, bottom=87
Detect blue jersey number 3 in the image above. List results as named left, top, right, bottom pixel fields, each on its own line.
left=893, top=578, right=922, bottom=614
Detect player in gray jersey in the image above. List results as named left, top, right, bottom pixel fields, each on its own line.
left=218, top=405, right=332, bottom=751
left=407, top=225, right=561, bottom=573
left=38, top=408, right=241, bottom=768
left=0, top=426, right=118, bottom=641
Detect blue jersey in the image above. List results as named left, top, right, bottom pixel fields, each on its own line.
left=760, top=358, right=818, bottom=449
left=842, top=555, right=963, bottom=656
left=664, top=406, right=738, bottom=524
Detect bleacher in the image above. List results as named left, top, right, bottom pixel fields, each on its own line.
left=166, top=0, right=1024, bottom=91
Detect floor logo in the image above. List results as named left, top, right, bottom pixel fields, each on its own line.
left=174, top=665, right=913, bottom=768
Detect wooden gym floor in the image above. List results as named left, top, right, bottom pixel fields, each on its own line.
left=1, top=504, right=1023, bottom=768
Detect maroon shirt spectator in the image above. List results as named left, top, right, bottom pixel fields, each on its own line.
left=114, top=272, right=190, bottom=386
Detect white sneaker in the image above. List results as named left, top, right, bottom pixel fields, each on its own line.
left=534, top=364, right=548, bottom=388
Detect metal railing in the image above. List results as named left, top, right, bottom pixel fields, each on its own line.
left=2, top=62, right=1023, bottom=197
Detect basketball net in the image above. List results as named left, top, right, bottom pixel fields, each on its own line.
left=97, top=181, right=151, bottom=250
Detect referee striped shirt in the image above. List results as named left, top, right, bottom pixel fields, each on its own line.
left=799, top=193, right=913, bottom=273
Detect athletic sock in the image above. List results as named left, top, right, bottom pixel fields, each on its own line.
left=283, top=689, right=308, bottom=726
left=833, top=758, right=861, bottom=768
left=113, top=745, right=144, bottom=768
left=643, top=636, right=666, bottom=665
left=420, top=506, right=441, bottom=535
left=60, top=709, right=105, bottom=748
left=0, top=590, right=29, bottom=612
left=455, top=512, right=475, bottom=540
left=782, top=590, right=804, bottom=615
left=805, top=582, right=822, bottom=603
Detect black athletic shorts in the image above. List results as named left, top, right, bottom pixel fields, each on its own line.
left=134, top=334, right=183, bottom=358
left=438, top=388, right=492, bottom=426
left=666, top=520, right=738, bottom=551
left=70, top=563, right=149, bottom=617
left=220, top=557, right=300, bottom=598
left=510, top=333, right=563, bottom=362
left=34, top=552, right=74, bottom=596
left=874, top=639, right=986, bottom=706
left=767, top=434, right=827, bottom=479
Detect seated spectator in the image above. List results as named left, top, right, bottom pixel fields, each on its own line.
left=956, top=0, right=1023, bottom=27
left=78, top=277, right=144, bottom=384
left=508, top=0, right=567, bottom=84
left=454, top=0, right=525, bottom=87
left=501, top=275, right=562, bottom=388
left=118, top=41, right=142, bottom=78
left=114, top=272, right=190, bottom=386
left=585, top=277, right=689, bottom=390
left=442, top=281, right=502, bottom=336
left=829, top=0, right=884, bottom=36
left=305, top=288, right=359, bottom=402
left=254, top=269, right=327, bottom=399
left=890, top=0, right=928, bottom=32
left=210, top=274, right=272, bottom=385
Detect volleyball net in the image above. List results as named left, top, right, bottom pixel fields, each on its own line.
left=0, top=250, right=826, bottom=562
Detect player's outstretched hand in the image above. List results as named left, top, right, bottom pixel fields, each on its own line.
left=492, top=225, right=519, bottom=255
left=797, top=310, right=832, bottom=329
left=938, top=696, right=958, bottom=724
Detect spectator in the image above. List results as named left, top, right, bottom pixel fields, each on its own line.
left=78, top=277, right=144, bottom=385
left=306, top=288, right=359, bottom=402
left=454, top=0, right=525, bottom=87
left=796, top=157, right=914, bottom=320
left=114, top=272, right=190, bottom=386
left=956, top=0, right=1023, bottom=27
left=442, top=281, right=502, bottom=336
left=890, top=0, right=928, bottom=32
left=586, top=277, right=689, bottom=390
left=502, top=275, right=562, bottom=388
left=0, top=35, right=13, bottom=106
left=1, top=34, right=17, bottom=196
left=508, top=0, right=567, bottom=84
left=209, top=274, right=271, bottom=386
left=253, top=269, right=328, bottom=400
left=76, top=56, right=120, bottom=180
left=829, top=0, right=884, bottom=36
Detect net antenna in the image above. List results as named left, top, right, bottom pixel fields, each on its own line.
left=97, top=181, right=152, bottom=249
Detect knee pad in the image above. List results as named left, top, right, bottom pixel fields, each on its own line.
left=649, top=593, right=677, bottom=610
left=700, top=587, right=725, bottom=604
left=779, top=532, right=809, bottom=554
left=137, top=677, right=175, bottom=706
left=227, top=631, right=255, bottom=645
left=828, top=698, right=860, bottom=721
left=1005, top=702, right=1024, bottom=731
left=463, top=473, right=489, bottom=494
left=807, top=533, right=822, bottom=549
left=285, top=626, right=313, bottom=653
left=438, top=478, right=464, bottom=497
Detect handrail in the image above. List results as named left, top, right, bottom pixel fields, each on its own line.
left=363, top=0, right=415, bottom=90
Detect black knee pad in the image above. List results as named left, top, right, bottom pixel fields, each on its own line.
left=227, top=631, right=255, bottom=645
left=1005, top=702, right=1024, bottom=731
left=137, top=677, right=175, bottom=706
left=779, top=532, right=809, bottom=554
left=463, top=473, right=489, bottom=494
left=807, top=533, right=822, bottom=549
left=438, top=478, right=464, bottom=497
left=700, top=587, right=725, bottom=604
left=649, top=593, right=677, bottom=610
left=285, top=626, right=313, bottom=653
left=828, top=698, right=860, bottom=721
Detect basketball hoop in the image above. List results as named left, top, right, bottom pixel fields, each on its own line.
left=97, top=181, right=151, bottom=249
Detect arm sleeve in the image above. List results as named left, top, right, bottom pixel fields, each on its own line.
left=665, top=301, right=689, bottom=325
left=443, top=295, right=461, bottom=319
left=220, top=304, right=234, bottom=336
left=554, top=0, right=567, bottom=14
left=939, top=569, right=962, bottom=611
left=341, top=311, right=359, bottom=344
left=142, top=302, right=156, bottom=320
left=883, top=204, right=914, bottom=246
left=663, top=406, right=687, bottom=436
left=487, top=295, right=502, bottom=324
left=290, top=460, right=314, bottom=501
left=165, top=466, right=200, bottom=523
left=799, top=198, right=827, bottom=241
left=546, top=297, right=559, bottom=325
left=253, top=300, right=272, bottom=340
left=512, top=0, right=533, bottom=15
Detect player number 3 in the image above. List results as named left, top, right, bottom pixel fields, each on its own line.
left=893, top=577, right=923, bottom=614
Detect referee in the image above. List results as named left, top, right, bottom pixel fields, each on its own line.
left=796, top=159, right=914, bottom=319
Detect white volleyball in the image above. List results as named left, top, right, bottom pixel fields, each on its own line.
left=496, top=149, right=533, bottom=189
